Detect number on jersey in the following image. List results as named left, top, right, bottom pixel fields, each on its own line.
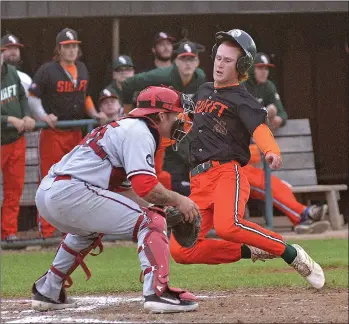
left=80, top=121, right=119, bottom=159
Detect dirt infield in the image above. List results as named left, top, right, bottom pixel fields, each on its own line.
left=2, top=287, right=348, bottom=323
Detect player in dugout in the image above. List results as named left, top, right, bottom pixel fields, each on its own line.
left=28, top=28, right=108, bottom=238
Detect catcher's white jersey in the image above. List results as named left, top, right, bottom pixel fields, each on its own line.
left=46, top=118, right=157, bottom=189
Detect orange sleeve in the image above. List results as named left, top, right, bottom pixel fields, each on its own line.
left=155, top=137, right=175, bottom=174
left=252, top=124, right=281, bottom=157
left=154, top=149, right=165, bottom=175
left=84, top=96, right=95, bottom=111
left=249, top=144, right=262, bottom=165
left=155, top=137, right=175, bottom=175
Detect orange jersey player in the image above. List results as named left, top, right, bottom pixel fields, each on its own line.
left=170, top=29, right=325, bottom=290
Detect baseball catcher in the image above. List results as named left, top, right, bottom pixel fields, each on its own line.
left=31, top=86, right=200, bottom=314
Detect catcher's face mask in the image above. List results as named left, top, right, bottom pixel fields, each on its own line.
left=170, top=93, right=195, bottom=151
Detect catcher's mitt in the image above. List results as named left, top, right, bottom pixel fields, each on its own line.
left=165, top=206, right=201, bottom=248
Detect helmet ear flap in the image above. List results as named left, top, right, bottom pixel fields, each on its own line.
left=236, top=52, right=253, bottom=74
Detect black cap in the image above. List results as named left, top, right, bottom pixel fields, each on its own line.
left=173, top=41, right=205, bottom=58
left=254, top=52, right=275, bottom=67
left=56, top=28, right=81, bottom=45
left=112, top=55, right=134, bottom=70
left=99, top=88, right=119, bottom=104
left=1, top=34, right=24, bottom=48
left=153, top=32, right=176, bottom=46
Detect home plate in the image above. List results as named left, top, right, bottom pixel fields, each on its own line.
left=1, top=294, right=226, bottom=323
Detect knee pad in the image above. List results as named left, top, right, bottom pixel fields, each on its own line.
left=50, top=233, right=104, bottom=288
left=138, top=207, right=170, bottom=296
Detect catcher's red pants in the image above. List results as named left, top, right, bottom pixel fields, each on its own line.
left=38, top=128, right=82, bottom=237
left=170, top=161, right=287, bottom=265
left=243, top=164, right=306, bottom=225
left=1, top=136, right=26, bottom=239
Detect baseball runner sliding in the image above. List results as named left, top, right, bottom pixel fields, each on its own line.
left=170, top=29, right=325, bottom=290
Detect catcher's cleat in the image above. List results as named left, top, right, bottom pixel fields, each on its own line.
left=248, top=245, right=279, bottom=263
left=144, top=290, right=198, bottom=314
left=290, top=244, right=325, bottom=289
left=31, top=284, right=77, bottom=311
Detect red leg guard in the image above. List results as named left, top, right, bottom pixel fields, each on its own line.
left=137, top=207, right=170, bottom=296
left=50, top=233, right=104, bottom=288
left=136, top=207, right=197, bottom=301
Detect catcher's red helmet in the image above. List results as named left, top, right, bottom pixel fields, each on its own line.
left=129, top=86, right=184, bottom=117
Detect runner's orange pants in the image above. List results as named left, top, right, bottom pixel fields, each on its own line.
left=1, top=136, right=26, bottom=239
left=170, top=161, right=287, bottom=265
left=38, top=128, right=82, bottom=237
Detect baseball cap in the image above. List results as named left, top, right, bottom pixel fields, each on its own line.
left=56, top=28, right=81, bottom=45
left=99, top=88, right=119, bottom=104
left=112, top=55, right=134, bottom=70
left=173, top=41, right=204, bottom=58
left=254, top=52, right=275, bottom=67
left=153, top=32, right=176, bottom=46
left=1, top=34, right=24, bottom=48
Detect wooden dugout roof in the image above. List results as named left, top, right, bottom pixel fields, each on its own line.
left=1, top=1, right=348, bottom=19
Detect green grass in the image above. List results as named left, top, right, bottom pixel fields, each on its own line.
left=1, top=238, right=348, bottom=297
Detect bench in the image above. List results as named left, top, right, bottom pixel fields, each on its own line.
left=270, top=119, right=347, bottom=230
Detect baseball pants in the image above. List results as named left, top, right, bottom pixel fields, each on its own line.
left=34, top=175, right=160, bottom=300
left=243, top=164, right=306, bottom=225
left=1, top=136, right=26, bottom=239
left=170, top=161, right=287, bottom=264
left=38, top=128, right=83, bottom=237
